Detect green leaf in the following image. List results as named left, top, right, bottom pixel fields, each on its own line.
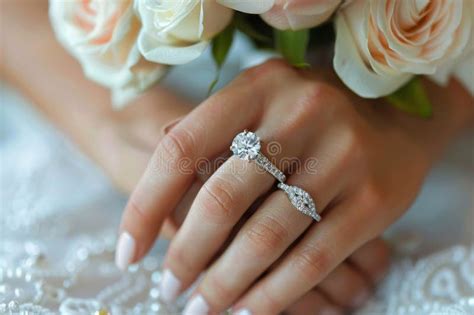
left=385, top=77, right=433, bottom=118
left=207, top=74, right=220, bottom=96
left=208, top=24, right=235, bottom=95
left=212, top=24, right=235, bottom=68
left=274, top=29, right=309, bottom=66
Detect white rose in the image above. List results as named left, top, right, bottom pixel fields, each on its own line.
left=135, top=0, right=234, bottom=65
left=49, top=0, right=167, bottom=108
left=334, top=0, right=473, bottom=98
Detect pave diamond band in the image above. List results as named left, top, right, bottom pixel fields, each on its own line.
left=255, top=154, right=287, bottom=183
left=278, top=183, right=321, bottom=221
left=231, top=131, right=286, bottom=183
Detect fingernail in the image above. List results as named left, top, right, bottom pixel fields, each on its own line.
left=352, top=290, right=369, bottom=307
left=115, top=232, right=136, bottom=271
left=159, top=269, right=181, bottom=303
left=234, top=309, right=252, bottom=315
left=320, top=307, right=343, bottom=315
left=183, top=294, right=209, bottom=315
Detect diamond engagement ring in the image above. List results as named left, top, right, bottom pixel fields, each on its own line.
left=230, top=131, right=286, bottom=183
left=278, top=183, right=321, bottom=221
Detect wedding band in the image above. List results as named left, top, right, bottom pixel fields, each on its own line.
left=230, top=131, right=286, bottom=182
left=278, top=183, right=321, bottom=221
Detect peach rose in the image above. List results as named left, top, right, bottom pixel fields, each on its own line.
left=49, top=0, right=167, bottom=108
left=334, top=0, right=473, bottom=98
left=135, top=0, right=233, bottom=65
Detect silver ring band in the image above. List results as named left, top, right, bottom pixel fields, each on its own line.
left=255, top=153, right=286, bottom=182
left=231, top=131, right=286, bottom=183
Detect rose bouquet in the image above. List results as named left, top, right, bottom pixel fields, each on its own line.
left=50, top=0, right=472, bottom=116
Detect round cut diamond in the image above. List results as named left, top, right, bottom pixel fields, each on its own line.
left=231, top=131, right=261, bottom=161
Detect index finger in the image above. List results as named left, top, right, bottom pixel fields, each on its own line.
left=115, top=77, right=264, bottom=270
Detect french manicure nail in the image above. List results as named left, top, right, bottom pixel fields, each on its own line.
left=183, top=294, right=209, bottom=315
left=115, top=232, right=136, bottom=271
left=160, top=269, right=181, bottom=303
left=234, top=309, right=252, bottom=315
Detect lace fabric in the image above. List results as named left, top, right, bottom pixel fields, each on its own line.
left=1, top=83, right=473, bottom=314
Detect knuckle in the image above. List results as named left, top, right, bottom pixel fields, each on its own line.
left=360, top=176, right=388, bottom=212
left=301, top=82, right=347, bottom=119
left=243, top=59, right=293, bottom=82
left=159, top=128, right=197, bottom=165
left=243, top=215, right=289, bottom=257
left=371, top=240, right=391, bottom=277
left=127, top=198, right=152, bottom=224
left=346, top=125, right=368, bottom=157
left=202, top=275, right=233, bottom=307
left=259, top=285, right=284, bottom=314
left=165, top=244, right=193, bottom=275
left=305, top=82, right=338, bottom=109
left=339, top=122, right=371, bottom=166
left=199, top=177, right=239, bottom=224
left=292, top=245, right=333, bottom=282
left=281, top=82, right=340, bottom=134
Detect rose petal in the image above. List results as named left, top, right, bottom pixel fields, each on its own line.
left=217, top=0, right=275, bottom=14
left=261, top=0, right=340, bottom=30
left=334, top=13, right=412, bottom=98
left=138, top=30, right=210, bottom=65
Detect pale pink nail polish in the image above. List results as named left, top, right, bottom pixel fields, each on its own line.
left=234, top=309, right=252, bottom=315
left=160, top=269, right=181, bottom=303
left=183, top=295, right=209, bottom=315
left=115, top=232, right=136, bottom=271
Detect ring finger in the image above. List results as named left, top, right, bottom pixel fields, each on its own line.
left=159, top=128, right=306, bottom=303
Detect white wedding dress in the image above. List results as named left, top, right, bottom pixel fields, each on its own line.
left=1, top=36, right=473, bottom=315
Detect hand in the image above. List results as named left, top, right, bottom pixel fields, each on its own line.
left=105, top=78, right=392, bottom=315
left=117, top=60, right=472, bottom=314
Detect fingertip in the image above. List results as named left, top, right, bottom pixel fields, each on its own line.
left=115, top=231, right=136, bottom=271
left=160, top=269, right=182, bottom=303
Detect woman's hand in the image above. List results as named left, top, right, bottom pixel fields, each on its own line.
left=117, top=60, right=473, bottom=314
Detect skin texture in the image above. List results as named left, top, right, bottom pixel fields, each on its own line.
left=1, top=2, right=471, bottom=314
left=119, top=59, right=473, bottom=314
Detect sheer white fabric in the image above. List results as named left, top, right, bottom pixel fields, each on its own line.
left=1, top=37, right=473, bottom=314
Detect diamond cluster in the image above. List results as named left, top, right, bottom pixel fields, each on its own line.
left=278, top=183, right=321, bottom=222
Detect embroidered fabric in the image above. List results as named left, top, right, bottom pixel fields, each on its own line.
left=1, top=76, right=473, bottom=314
